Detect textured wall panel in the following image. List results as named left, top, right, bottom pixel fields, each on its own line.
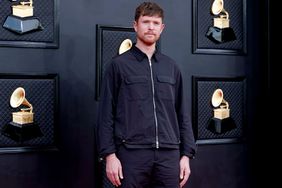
left=192, top=76, right=246, bottom=144
left=0, top=0, right=58, bottom=48
left=193, top=0, right=247, bottom=54
left=0, top=74, right=58, bottom=152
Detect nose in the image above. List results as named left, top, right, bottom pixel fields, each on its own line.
left=148, top=22, right=154, bottom=30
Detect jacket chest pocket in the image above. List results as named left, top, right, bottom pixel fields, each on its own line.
left=156, top=76, right=176, bottom=100
left=124, top=76, right=149, bottom=100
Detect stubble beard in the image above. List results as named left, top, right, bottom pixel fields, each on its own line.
left=138, top=34, right=159, bottom=46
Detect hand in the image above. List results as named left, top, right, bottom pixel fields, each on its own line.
left=106, top=153, right=123, bottom=187
left=179, top=155, right=191, bottom=188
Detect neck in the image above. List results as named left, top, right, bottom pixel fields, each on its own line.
left=135, top=41, right=156, bottom=59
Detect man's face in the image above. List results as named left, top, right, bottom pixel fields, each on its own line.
left=134, top=15, right=165, bottom=46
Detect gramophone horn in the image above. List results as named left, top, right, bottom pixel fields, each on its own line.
left=211, top=88, right=223, bottom=107
left=119, top=39, right=132, bottom=55
left=211, top=88, right=229, bottom=109
left=211, top=0, right=224, bottom=15
left=10, top=87, right=33, bottom=112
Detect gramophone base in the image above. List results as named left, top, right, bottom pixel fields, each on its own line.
left=1, top=122, right=43, bottom=142
left=207, top=117, right=236, bottom=134
left=206, top=26, right=236, bottom=44
left=3, top=15, right=43, bottom=34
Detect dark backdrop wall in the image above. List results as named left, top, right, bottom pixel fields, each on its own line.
left=0, top=0, right=269, bottom=187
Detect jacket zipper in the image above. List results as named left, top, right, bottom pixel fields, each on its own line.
left=149, top=58, right=159, bottom=149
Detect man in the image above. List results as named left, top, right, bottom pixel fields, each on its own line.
left=97, top=2, right=196, bottom=187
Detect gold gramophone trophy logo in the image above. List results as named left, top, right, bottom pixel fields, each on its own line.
left=1, top=87, right=43, bottom=142
left=10, top=87, right=34, bottom=125
left=211, top=88, right=230, bottom=120
left=207, top=88, right=236, bottom=134
left=3, top=0, right=43, bottom=34
left=206, top=0, right=236, bottom=43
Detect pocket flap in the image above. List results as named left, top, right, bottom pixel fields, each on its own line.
left=125, top=76, right=148, bottom=84
left=157, top=76, right=176, bottom=84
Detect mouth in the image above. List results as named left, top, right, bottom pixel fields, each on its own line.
left=145, top=32, right=155, bottom=36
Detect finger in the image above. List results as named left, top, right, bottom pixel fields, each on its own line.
left=119, top=166, right=124, bottom=179
left=179, top=166, right=184, bottom=180
left=107, top=172, right=118, bottom=187
left=180, top=175, right=188, bottom=188
left=115, top=174, right=121, bottom=186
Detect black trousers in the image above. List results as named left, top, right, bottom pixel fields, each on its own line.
left=116, top=146, right=180, bottom=188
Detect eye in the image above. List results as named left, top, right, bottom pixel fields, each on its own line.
left=142, top=20, right=150, bottom=24
left=153, top=21, right=161, bottom=26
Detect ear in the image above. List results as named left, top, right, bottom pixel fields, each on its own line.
left=133, top=21, right=137, bottom=32
left=160, top=23, right=165, bottom=34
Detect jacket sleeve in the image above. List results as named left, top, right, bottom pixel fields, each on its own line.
left=96, top=62, right=119, bottom=159
left=175, top=68, right=197, bottom=159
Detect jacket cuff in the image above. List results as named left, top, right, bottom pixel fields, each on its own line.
left=181, top=149, right=196, bottom=159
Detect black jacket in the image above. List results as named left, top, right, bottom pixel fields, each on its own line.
left=97, top=45, right=196, bottom=159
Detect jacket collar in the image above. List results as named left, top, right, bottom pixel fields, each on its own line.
left=131, top=44, right=160, bottom=62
